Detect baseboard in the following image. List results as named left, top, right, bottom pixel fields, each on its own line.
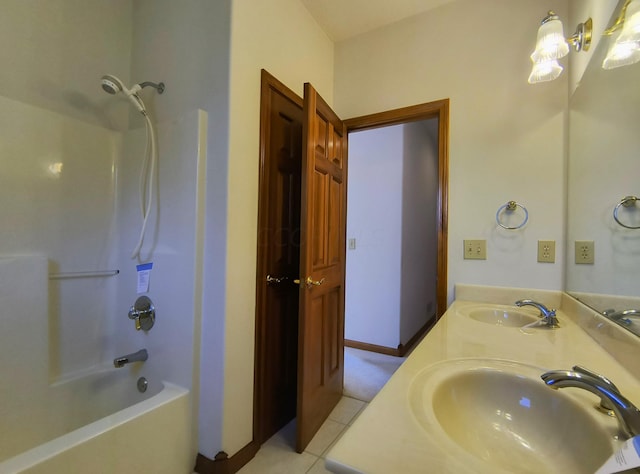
left=194, top=440, right=260, bottom=474
left=345, top=315, right=437, bottom=358
left=344, top=339, right=400, bottom=356
left=398, top=316, right=437, bottom=357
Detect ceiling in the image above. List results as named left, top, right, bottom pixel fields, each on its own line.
left=300, top=0, right=458, bottom=42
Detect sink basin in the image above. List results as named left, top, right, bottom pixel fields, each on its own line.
left=459, top=304, right=539, bottom=327
left=409, top=359, right=616, bottom=474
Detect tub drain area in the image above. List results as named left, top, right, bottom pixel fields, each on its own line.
left=137, top=377, right=148, bottom=393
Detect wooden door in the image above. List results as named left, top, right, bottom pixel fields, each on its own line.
left=296, top=83, right=347, bottom=452
left=255, top=70, right=303, bottom=445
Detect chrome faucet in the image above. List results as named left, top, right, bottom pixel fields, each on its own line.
left=113, top=348, right=148, bottom=368
left=603, top=308, right=640, bottom=325
left=515, top=299, right=559, bottom=327
left=541, top=365, right=640, bottom=438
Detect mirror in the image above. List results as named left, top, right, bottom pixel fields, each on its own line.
left=566, top=0, right=640, bottom=327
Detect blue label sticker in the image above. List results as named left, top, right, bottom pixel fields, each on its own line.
left=136, top=262, right=153, bottom=294
left=136, top=263, right=153, bottom=272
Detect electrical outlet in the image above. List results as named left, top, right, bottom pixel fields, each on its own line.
left=537, top=240, right=555, bottom=263
left=463, top=240, right=486, bottom=260
left=575, top=240, right=595, bottom=264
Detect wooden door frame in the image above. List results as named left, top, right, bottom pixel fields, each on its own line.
left=344, top=99, right=449, bottom=319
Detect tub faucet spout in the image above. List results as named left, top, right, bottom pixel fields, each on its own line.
left=113, top=349, right=148, bottom=368
left=515, top=299, right=559, bottom=327
left=541, top=366, right=640, bottom=438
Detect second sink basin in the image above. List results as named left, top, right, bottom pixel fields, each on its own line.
left=409, top=359, right=616, bottom=473
left=458, top=304, right=539, bottom=327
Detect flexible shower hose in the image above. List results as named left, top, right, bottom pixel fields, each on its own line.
left=131, top=113, right=156, bottom=260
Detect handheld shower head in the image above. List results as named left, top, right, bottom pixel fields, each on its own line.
left=100, top=74, right=146, bottom=115
left=101, top=74, right=125, bottom=95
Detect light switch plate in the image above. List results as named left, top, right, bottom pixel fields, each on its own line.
left=464, top=240, right=486, bottom=260
left=537, top=240, right=555, bottom=263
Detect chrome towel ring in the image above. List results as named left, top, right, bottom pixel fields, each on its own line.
left=496, top=200, right=529, bottom=230
left=613, top=196, right=640, bottom=229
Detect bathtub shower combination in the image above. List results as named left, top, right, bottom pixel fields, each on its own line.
left=0, top=75, right=202, bottom=473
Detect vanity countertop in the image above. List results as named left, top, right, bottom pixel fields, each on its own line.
left=325, top=287, right=640, bottom=474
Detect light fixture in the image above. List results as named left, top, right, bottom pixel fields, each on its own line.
left=603, top=0, right=640, bottom=69
left=528, top=59, right=563, bottom=83
left=528, top=11, right=592, bottom=84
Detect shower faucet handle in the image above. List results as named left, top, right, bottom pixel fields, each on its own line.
left=127, top=307, right=142, bottom=330
left=127, top=296, right=156, bottom=331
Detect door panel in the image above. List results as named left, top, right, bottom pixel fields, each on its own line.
left=255, top=71, right=303, bottom=445
left=297, top=83, right=347, bottom=452
left=328, top=176, right=341, bottom=264
left=312, top=171, right=327, bottom=267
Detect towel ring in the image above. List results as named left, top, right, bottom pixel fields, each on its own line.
left=496, top=201, right=529, bottom=230
left=613, top=196, right=640, bottom=229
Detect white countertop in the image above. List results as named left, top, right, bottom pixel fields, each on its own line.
left=325, top=287, right=640, bottom=474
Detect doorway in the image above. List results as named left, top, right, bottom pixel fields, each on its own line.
left=254, top=69, right=449, bottom=453
left=345, top=119, right=440, bottom=355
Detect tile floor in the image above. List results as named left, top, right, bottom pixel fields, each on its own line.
left=237, top=396, right=367, bottom=474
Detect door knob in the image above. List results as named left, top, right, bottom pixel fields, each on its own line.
left=306, top=276, right=325, bottom=286
left=294, top=276, right=325, bottom=288
left=266, top=274, right=287, bottom=285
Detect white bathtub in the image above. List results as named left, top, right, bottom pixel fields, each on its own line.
left=0, top=377, right=193, bottom=474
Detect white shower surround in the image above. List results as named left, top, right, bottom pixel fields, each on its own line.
left=0, top=86, right=206, bottom=471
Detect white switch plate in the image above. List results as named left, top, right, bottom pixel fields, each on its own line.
left=348, top=238, right=356, bottom=250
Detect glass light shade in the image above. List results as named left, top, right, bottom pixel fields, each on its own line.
left=602, top=39, right=640, bottom=69
left=531, top=18, right=570, bottom=62
left=617, top=0, right=640, bottom=43
left=603, top=0, right=640, bottom=69
left=528, top=59, right=563, bottom=84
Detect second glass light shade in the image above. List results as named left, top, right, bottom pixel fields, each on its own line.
left=528, top=59, right=563, bottom=84
left=603, top=0, right=640, bottom=69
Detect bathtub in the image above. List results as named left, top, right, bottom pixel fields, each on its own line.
left=0, top=370, right=193, bottom=474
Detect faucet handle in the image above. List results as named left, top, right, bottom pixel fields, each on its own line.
left=128, top=305, right=142, bottom=330
left=127, top=296, right=156, bottom=331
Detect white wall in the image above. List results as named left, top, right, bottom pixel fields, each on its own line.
left=400, top=120, right=438, bottom=344
left=335, top=0, right=568, bottom=306
left=0, top=0, right=133, bottom=130
left=345, top=126, right=404, bottom=349
left=223, top=0, right=334, bottom=456
left=129, top=0, right=234, bottom=459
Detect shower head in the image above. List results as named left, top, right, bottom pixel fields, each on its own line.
left=100, top=74, right=146, bottom=115
left=101, top=74, right=126, bottom=95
